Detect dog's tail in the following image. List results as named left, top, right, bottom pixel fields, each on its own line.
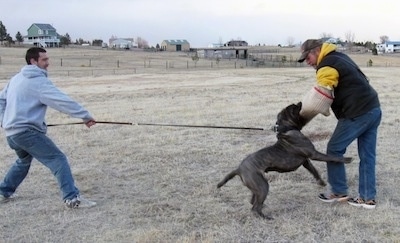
left=217, top=169, right=239, bottom=188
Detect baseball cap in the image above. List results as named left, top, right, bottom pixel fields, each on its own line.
left=298, top=39, right=323, bottom=63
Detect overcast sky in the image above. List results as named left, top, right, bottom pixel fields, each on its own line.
left=1, top=0, right=399, bottom=47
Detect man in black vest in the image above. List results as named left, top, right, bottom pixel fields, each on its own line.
left=298, top=39, right=381, bottom=209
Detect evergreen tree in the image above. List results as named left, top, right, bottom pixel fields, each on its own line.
left=0, top=21, right=7, bottom=44
left=4, top=33, right=13, bottom=46
left=15, top=31, right=23, bottom=44
left=92, top=39, right=103, bottom=46
left=60, top=33, right=72, bottom=46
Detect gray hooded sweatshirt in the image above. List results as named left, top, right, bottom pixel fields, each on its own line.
left=0, top=65, right=93, bottom=136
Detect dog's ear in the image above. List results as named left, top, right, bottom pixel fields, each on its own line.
left=297, top=102, right=302, bottom=109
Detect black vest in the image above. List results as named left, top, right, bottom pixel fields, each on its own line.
left=317, top=51, right=380, bottom=119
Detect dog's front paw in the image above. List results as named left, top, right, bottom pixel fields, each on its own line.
left=343, top=157, right=353, bottom=164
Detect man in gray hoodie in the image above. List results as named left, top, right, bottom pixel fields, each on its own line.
left=0, top=47, right=97, bottom=208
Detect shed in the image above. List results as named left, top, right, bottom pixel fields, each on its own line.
left=161, top=39, right=190, bottom=51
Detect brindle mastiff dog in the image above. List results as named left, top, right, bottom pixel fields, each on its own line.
left=217, top=102, right=352, bottom=219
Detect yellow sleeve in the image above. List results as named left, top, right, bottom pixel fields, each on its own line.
left=316, top=66, right=339, bottom=89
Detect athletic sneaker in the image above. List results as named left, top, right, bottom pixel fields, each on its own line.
left=65, top=195, right=97, bottom=209
left=0, top=194, right=16, bottom=203
left=347, top=197, right=376, bottom=209
left=318, top=193, right=349, bottom=203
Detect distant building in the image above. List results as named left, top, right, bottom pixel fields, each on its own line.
left=320, top=37, right=341, bottom=44
left=109, top=37, right=137, bottom=49
left=313, top=37, right=344, bottom=50
left=377, top=41, right=400, bottom=53
left=208, top=43, right=224, bottom=48
left=225, top=40, right=248, bottom=47
left=161, top=39, right=190, bottom=51
left=197, top=47, right=249, bottom=59
left=376, top=43, right=385, bottom=53
left=23, top=23, right=60, bottom=47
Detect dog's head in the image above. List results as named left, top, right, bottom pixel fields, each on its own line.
left=274, top=102, right=308, bottom=133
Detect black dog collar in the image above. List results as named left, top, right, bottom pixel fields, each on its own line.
left=274, top=124, right=298, bottom=133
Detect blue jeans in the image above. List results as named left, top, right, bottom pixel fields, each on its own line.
left=326, top=107, right=381, bottom=201
left=0, top=129, right=79, bottom=201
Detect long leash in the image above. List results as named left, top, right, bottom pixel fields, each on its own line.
left=47, top=121, right=133, bottom=126
left=47, top=121, right=266, bottom=131
left=137, top=122, right=264, bottom=131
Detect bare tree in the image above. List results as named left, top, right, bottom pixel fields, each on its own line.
left=344, top=31, right=355, bottom=51
left=136, top=37, right=149, bottom=49
left=287, top=36, right=295, bottom=47
left=344, top=31, right=355, bottom=43
left=379, top=35, right=389, bottom=44
left=320, top=32, right=333, bottom=38
left=218, top=36, right=223, bottom=46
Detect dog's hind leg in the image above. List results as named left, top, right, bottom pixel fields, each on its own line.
left=246, top=173, right=272, bottom=219
left=250, top=193, right=255, bottom=205
left=302, top=159, right=326, bottom=186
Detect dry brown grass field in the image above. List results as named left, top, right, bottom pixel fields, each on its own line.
left=0, top=46, right=399, bottom=242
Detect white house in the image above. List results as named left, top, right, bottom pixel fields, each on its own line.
left=109, top=37, right=137, bottom=49
left=376, top=41, right=400, bottom=53
left=111, top=39, right=131, bottom=49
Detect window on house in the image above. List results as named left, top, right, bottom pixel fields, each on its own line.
left=38, top=30, right=42, bottom=34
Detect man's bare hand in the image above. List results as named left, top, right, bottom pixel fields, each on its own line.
left=85, top=120, right=96, bottom=128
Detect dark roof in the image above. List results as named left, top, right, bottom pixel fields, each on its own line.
left=32, top=23, right=56, bottom=30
